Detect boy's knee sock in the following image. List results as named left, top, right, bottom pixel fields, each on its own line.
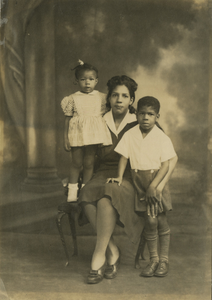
left=158, top=232, right=170, bottom=262
left=145, top=236, right=159, bottom=262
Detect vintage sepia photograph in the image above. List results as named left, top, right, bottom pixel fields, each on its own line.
left=0, top=0, right=211, bottom=299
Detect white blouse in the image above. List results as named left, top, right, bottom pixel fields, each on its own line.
left=115, top=124, right=176, bottom=170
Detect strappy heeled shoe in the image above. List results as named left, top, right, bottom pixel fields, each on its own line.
left=87, top=261, right=107, bottom=284
left=104, top=248, right=121, bottom=279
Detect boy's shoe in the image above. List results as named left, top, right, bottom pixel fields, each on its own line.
left=140, top=260, right=159, bottom=277
left=154, top=260, right=169, bottom=277
left=67, top=183, right=78, bottom=202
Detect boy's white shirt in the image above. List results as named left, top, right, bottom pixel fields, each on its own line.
left=115, top=124, right=176, bottom=170
left=104, top=110, right=137, bottom=137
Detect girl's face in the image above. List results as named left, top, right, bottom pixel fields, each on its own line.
left=77, top=70, right=98, bottom=94
left=137, top=105, right=159, bottom=133
left=109, top=85, right=133, bottom=116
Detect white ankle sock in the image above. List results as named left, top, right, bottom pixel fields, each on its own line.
left=67, top=183, right=78, bottom=202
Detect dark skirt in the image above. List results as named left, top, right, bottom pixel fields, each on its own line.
left=78, top=165, right=144, bottom=244
left=131, top=169, right=172, bottom=212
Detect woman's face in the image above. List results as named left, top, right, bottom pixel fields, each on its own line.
left=109, top=85, right=133, bottom=116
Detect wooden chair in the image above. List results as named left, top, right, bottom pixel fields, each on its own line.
left=56, top=185, right=146, bottom=268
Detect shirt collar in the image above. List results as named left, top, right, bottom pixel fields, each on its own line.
left=75, top=90, right=98, bottom=95
left=133, top=124, right=158, bottom=140
left=104, top=110, right=137, bottom=136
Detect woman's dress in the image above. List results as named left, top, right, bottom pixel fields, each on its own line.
left=78, top=111, right=144, bottom=244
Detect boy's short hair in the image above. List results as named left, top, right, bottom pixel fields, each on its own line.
left=137, top=96, right=160, bottom=114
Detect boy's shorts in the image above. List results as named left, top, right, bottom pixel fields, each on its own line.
left=131, top=169, right=172, bottom=213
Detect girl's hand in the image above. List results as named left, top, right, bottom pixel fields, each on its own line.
left=64, top=139, right=71, bottom=152
left=106, top=177, right=122, bottom=186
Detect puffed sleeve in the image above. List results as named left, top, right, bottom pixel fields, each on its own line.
left=61, top=95, right=74, bottom=116
left=99, top=92, right=109, bottom=115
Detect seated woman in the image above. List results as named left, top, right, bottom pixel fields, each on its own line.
left=78, top=75, right=144, bottom=284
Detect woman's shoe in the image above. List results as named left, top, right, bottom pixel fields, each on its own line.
left=104, top=248, right=121, bottom=279
left=87, top=261, right=106, bottom=284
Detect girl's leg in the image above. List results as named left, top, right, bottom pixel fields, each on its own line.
left=83, top=145, right=98, bottom=184
left=157, top=212, right=170, bottom=262
left=90, top=198, right=118, bottom=270
left=69, top=147, right=83, bottom=183
left=67, top=147, right=83, bottom=202
left=84, top=203, right=119, bottom=265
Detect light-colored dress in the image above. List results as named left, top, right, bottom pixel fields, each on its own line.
left=61, top=90, right=112, bottom=147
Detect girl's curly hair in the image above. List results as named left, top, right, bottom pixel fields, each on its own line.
left=106, top=75, right=138, bottom=113
left=72, top=63, right=98, bottom=79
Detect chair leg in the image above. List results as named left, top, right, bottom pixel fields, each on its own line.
left=56, top=211, right=70, bottom=266
left=135, top=231, right=146, bottom=269
left=67, top=210, right=78, bottom=256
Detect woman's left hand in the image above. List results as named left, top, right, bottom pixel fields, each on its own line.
left=106, top=177, right=122, bottom=186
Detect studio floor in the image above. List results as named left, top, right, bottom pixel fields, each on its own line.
left=0, top=164, right=211, bottom=300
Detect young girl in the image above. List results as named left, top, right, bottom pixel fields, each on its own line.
left=61, top=60, right=112, bottom=202
left=108, top=96, right=177, bottom=277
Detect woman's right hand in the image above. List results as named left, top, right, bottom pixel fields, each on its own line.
left=106, top=177, right=122, bottom=186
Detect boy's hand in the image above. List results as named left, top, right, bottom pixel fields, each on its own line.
left=106, top=177, right=122, bottom=186
left=64, top=139, right=71, bottom=152
left=156, top=186, right=163, bottom=212
left=146, top=200, right=157, bottom=218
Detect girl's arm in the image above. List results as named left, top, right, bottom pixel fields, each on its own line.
left=106, top=156, right=128, bottom=186
left=64, top=116, right=72, bottom=151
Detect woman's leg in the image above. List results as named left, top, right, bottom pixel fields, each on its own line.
left=84, top=202, right=119, bottom=266
left=69, top=147, right=83, bottom=183
left=83, top=145, right=98, bottom=184
left=90, top=198, right=118, bottom=270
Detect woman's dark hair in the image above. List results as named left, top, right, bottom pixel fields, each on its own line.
left=137, top=96, right=160, bottom=114
left=72, top=62, right=98, bottom=79
left=106, top=75, right=138, bottom=113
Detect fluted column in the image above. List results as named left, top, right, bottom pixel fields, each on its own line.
left=22, top=0, right=62, bottom=192
left=208, top=0, right=212, bottom=203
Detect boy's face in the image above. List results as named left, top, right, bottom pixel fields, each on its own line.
left=137, top=105, right=159, bottom=133
left=77, top=70, right=98, bottom=94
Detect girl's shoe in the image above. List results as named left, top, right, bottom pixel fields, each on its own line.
left=140, top=260, right=159, bottom=277
left=67, top=183, right=78, bottom=202
left=104, top=248, right=121, bottom=279
left=154, top=260, right=169, bottom=277
left=87, top=261, right=107, bottom=284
